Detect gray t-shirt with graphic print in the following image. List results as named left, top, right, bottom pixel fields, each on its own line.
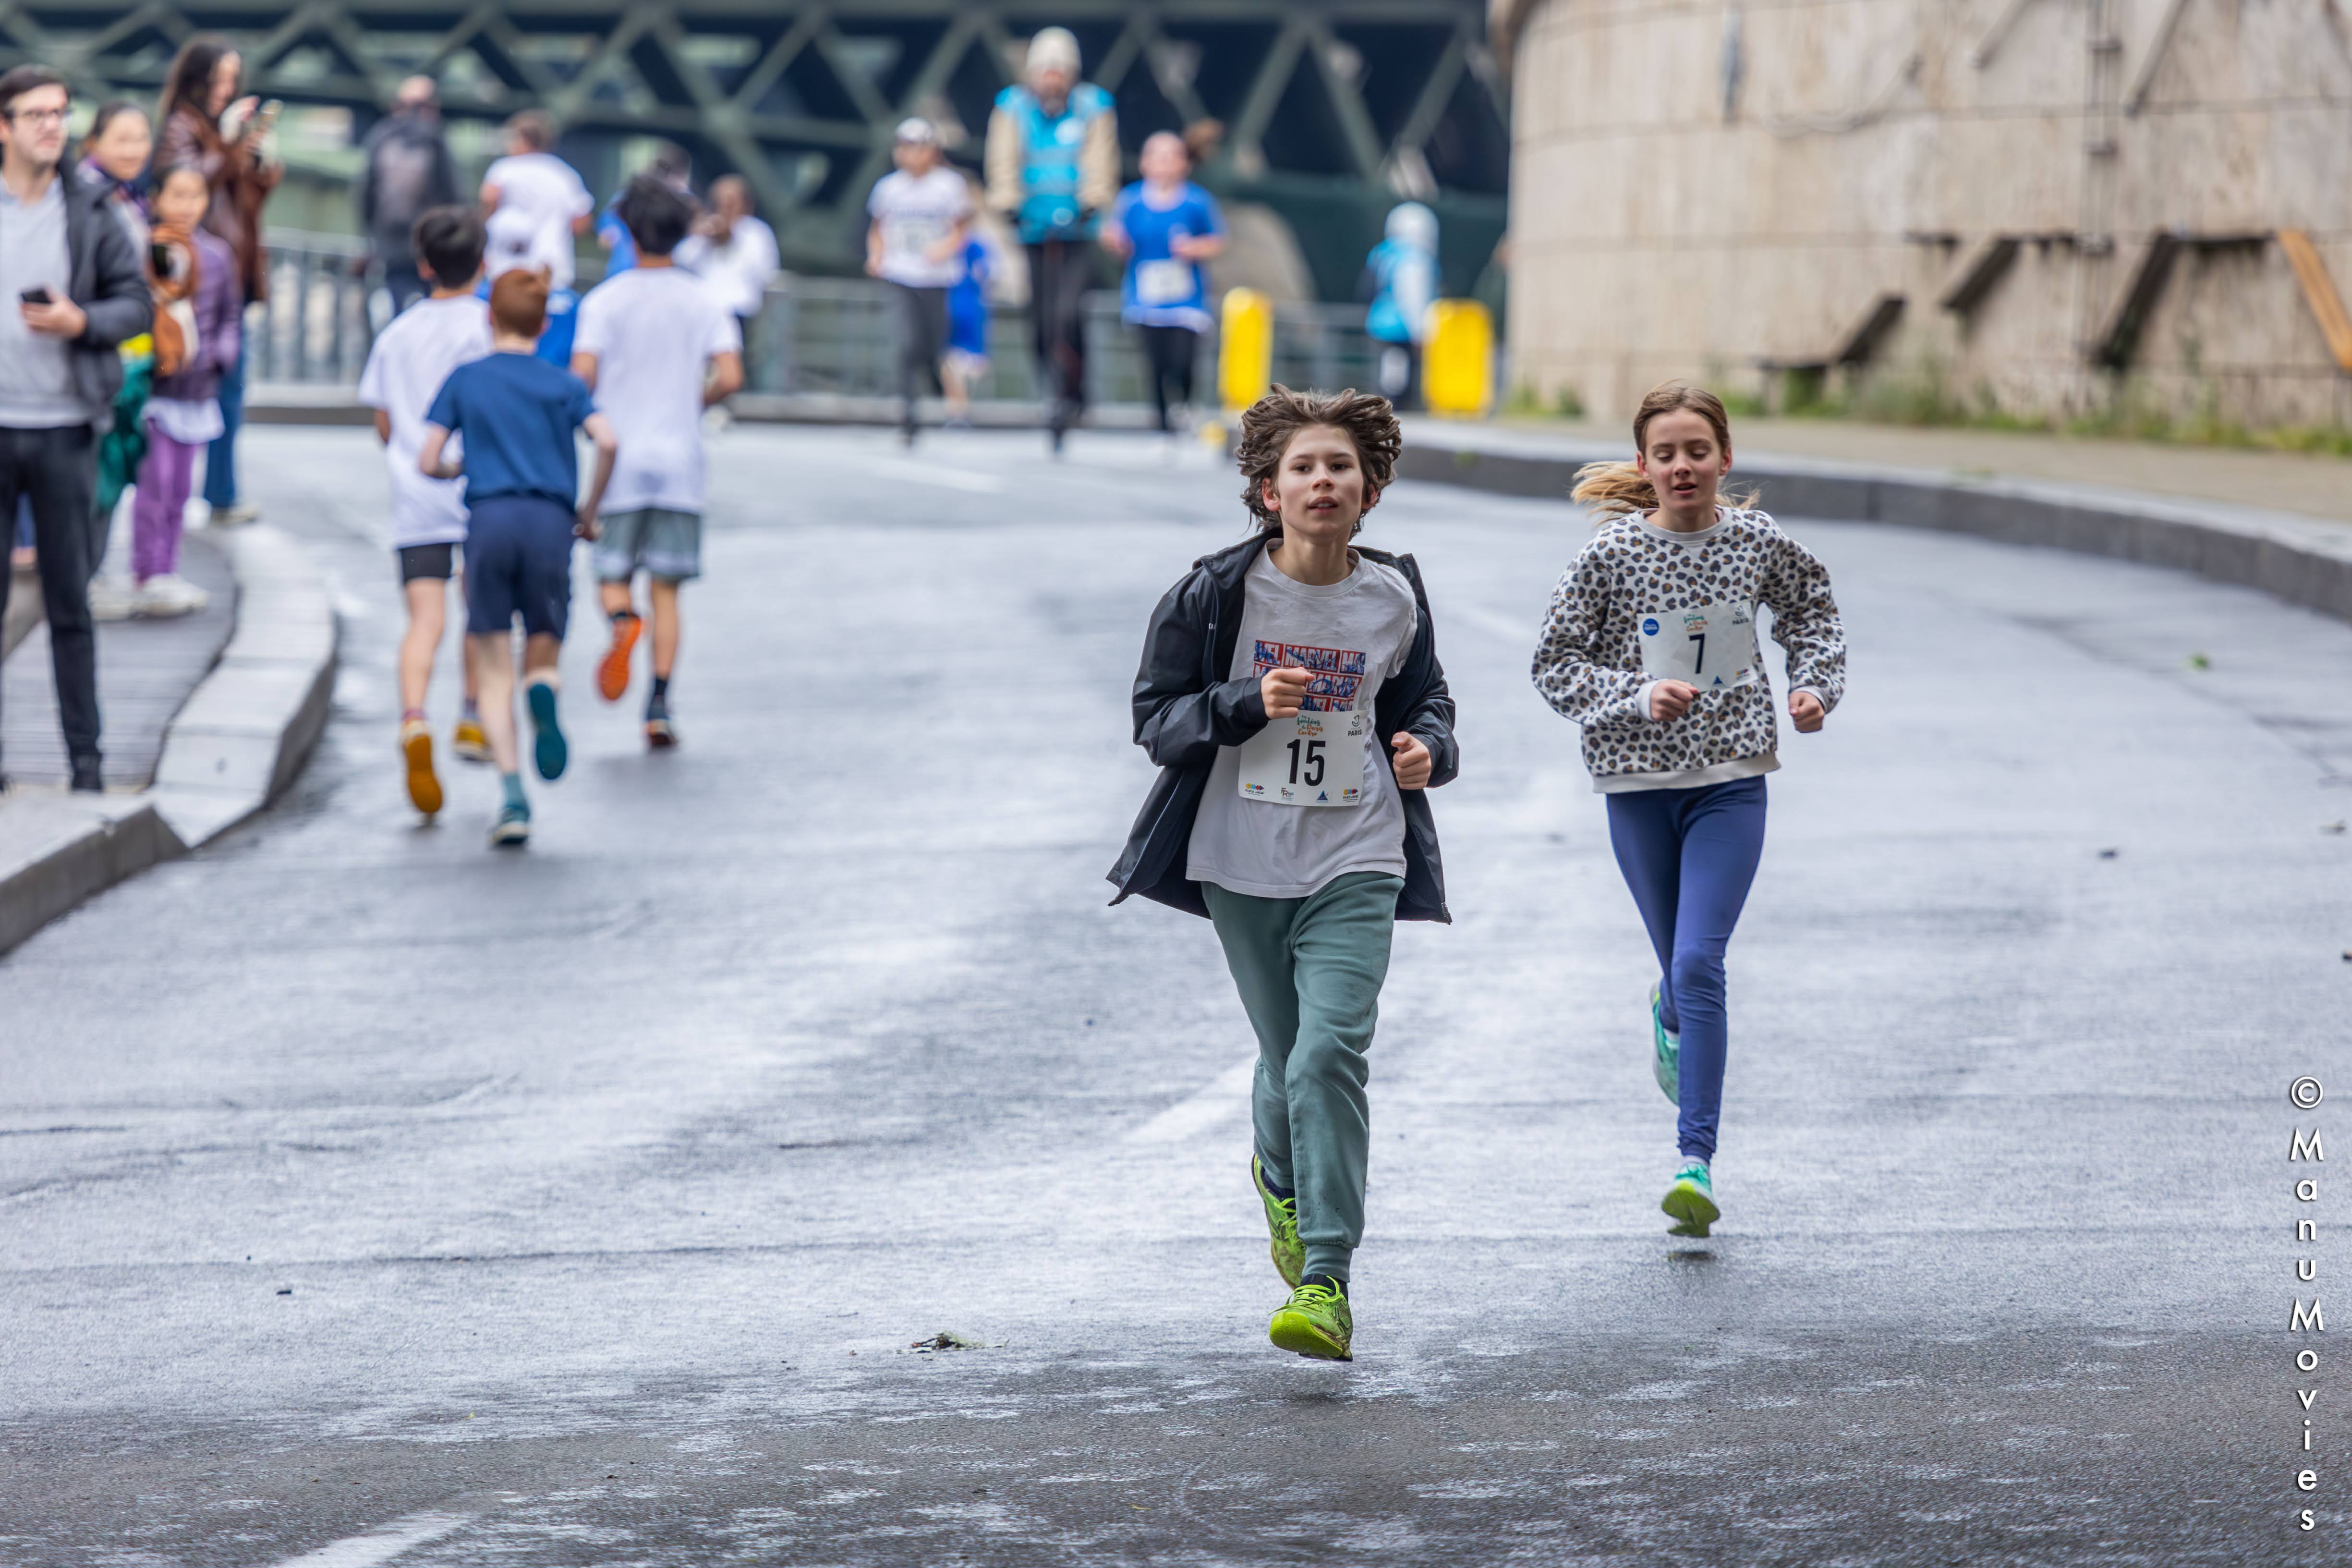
left=1187, top=547, right=1419, bottom=901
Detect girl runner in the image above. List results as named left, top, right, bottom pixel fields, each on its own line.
left=1102, top=131, right=1225, bottom=435
left=1109, top=386, right=1457, bottom=1361
left=1530, top=382, right=1845, bottom=1238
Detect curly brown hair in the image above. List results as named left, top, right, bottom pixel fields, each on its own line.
left=1235, top=385, right=1402, bottom=534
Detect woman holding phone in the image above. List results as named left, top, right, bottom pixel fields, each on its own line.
left=156, top=37, right=278, bottom=525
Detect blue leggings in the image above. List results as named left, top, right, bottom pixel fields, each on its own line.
left=1605, top=775, right=1767, bottom=1163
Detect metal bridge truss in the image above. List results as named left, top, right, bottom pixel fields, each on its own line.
left=0, top=0, right=1508, bottom=291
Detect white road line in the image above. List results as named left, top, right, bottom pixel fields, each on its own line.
left=1128, top=1057, right=1258, bottom=1144
left=867, top=458, right=1005, bottom=494
left=269, top=1509, right=472, bottom=1568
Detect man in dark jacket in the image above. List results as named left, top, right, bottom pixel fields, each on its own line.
left=0, top=64, right=152, bottom=791
left=359, top=76, right=459, bottom=316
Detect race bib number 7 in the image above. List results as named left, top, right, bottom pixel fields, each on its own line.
left=1237, top=710, right=1370, bottom=807
left=1638, top=601, right=1759, bottom=692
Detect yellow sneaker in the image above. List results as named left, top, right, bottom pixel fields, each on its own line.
left=451, top=715, right=489, bottom=764
left=1268, top=1276, right=1353, bottom=1361
left=400, top=720, right=442, bottom=816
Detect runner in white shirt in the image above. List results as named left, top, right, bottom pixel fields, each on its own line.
left=478, top=111, right=592, bottom=289
left=355, top=207, right=495, bottom=816
left=865, top=118, right=970, bottom=444
left=571, top=174, right=744, bottom=750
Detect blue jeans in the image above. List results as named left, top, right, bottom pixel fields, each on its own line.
left=203, top=332, right=246, bottom=509
left=1605, top=775, right=1768, bottom=1163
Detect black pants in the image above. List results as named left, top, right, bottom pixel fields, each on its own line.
left=1026, top=240, right=1093, bottom=415
left=886, top=282, right=948, bottom=434
left=0, top=423, right=101, bottom=772
left=1137, top=324, right=1201, bottom=431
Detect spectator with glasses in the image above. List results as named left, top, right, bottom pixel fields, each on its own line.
left=0, top=65, right=152, bottom=793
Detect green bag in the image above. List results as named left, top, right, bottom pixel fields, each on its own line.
left=95, top=350, right=153, bottom=522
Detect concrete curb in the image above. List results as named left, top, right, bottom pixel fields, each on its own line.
left=0, top=524, right=337, bottom=956
left=1395, top=422, right=2352, bottom=625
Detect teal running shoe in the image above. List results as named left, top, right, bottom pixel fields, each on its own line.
left=1253, top=1156, right=1304, bottom=1288
left=1650, top=982, right=1680, bottom=1105
left=526, top=680, right=567, bottom=780
left=487, top=801, right=531, bottom=848
left=1661, top=1160, right=1719, bottom=1237
left=1268, top=1276, right=1352, bottom=1361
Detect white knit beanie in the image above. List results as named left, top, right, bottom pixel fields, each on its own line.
left=1026, top=27, right=1081, bottom=79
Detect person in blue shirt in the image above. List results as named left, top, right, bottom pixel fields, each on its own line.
left=942, top=233, right=992, bottom=426
left=418, top=269, right=618, bottom=849
left=1362, top=202, right=1439, bottom=412
left=1104, top=131, right=1227, bottom=434
left=984, top=27, right=1117, bottom=447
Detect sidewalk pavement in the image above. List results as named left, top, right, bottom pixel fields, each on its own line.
left=1491, top=413, right=2352, bottom=531
left=0, top=523, right=336, bottom=955
left=2, top=534, right=234, bottom=789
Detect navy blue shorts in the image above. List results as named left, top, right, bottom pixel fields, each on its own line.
left=463, top=495, right=575, bottom=639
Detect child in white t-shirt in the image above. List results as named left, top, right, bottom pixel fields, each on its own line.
left=356, top=206, right=494, bottom=817
left=570, top=173, right=744, bottom=748
left=478, top=112, right=592, bottom=290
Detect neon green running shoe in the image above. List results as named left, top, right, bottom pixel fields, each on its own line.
left=1268, top=1276, right=1353, bottom=1361
left=1661, top=1160, right=1719, bottom=1238
left=1253, top=1156, right=1304, bottom=1288
left=1650, top=982, right=1680, bottom=1105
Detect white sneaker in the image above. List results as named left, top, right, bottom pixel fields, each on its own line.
left=87, top=577, right=139, bottom=621
left=135, top=574, right=211, bottom=617
left=206, top=502, right=261, bottom=527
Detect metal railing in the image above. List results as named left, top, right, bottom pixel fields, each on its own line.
left=252, top=230, right=373, bottom=385
left=251, top=240, right=1396, bottom=407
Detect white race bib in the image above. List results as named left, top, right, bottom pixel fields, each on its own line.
left=1638, top=601, right=1759, bottom=692
left=1237, top=709, right=1370, bottom=807
left=1135, top=258, right=1194, bottom=305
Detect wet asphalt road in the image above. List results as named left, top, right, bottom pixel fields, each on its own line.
left=2, top=425, right=2347, bottom=1566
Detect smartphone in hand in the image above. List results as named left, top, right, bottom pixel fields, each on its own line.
left=19, top=287, right=52, bottom=306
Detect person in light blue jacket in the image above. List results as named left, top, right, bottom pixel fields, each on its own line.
left=984, top=27, right=1117, bottom=447
left=1362, top=202, right=1438, bottom=412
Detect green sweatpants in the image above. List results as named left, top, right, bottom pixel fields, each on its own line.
left=1203, top=871, right=1404, bottom=1285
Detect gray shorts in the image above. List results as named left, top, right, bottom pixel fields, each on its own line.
left=595, top=507, right=702, bottom=582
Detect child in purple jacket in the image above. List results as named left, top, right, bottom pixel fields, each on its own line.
left=130, top=164, right=241, bottom=616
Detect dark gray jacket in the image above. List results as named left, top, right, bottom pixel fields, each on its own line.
left=1106, top=531, right=1458, bottom=922
left=63, top=172, right=152, bottom=420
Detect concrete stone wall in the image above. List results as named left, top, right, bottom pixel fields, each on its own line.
left=1503, top=0, right=2352, bottom=430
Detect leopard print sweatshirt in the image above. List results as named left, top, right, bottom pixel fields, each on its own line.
left=1531, top=507, right=1846, bottom=793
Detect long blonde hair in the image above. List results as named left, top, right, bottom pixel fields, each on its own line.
left=1570, top=381, right=1756, bottom=516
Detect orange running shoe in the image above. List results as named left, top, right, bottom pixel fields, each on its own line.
left=597, top=613, right=642, bottom=702
left=400, top=719, right=442, bottom=816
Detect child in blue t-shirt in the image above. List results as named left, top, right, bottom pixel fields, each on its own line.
left=474, top=272, right=580, bottom=366
left=1105, top=131, right=1227, bottom=432
left=942, top=235, right=991, bottom=426
left=419, top=270, right=618, bottom=849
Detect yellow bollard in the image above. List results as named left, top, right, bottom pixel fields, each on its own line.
left=1219, top=287, right=1273, bottom=413
left=1422, top=298, right=1494, bottom=419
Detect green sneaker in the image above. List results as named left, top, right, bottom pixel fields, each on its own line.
left=1650, top=982, right=1680, bottom=1105
left=1661, top=1160, right=1719, bottom=1237
left=1268, top=1276, right=1353, bottom=1361
left=1253, top=1156, right=1304, bottom=1288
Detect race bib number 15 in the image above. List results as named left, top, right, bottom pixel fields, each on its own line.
left=1237, top=710, right=1370, bottom=807
left=1638, top=601, right=1759, bottom=692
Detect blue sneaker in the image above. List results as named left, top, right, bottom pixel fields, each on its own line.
left=488, top=801, right=531, bottom=848
left=526, top=680, right=567, bottom=780
left=1650, top=982, right=1680, bottom=1105
left=1661, top=1160, right=1718, bottom=1237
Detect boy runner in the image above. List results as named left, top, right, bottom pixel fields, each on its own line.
left=1108, top=387, right=1458, bottom=1362
left=864, top=118, right=970, bottom=446
left=357, top=205, right=492, bottom=816
left=572, top=173, right=743, bottom=747
left=417, top=270, right=617, bottom=847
